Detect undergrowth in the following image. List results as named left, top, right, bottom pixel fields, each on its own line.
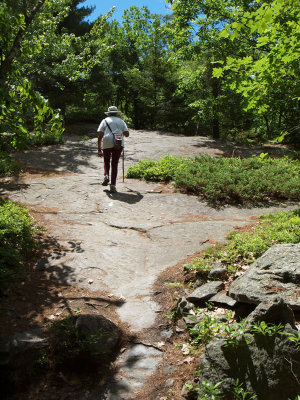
left=169, top=208, right=300, bottom=399
left=0, top=151, right=22, bottom=177
left=184, top=208, right=300, bottom=275
left=0, top=199, right=37, bottom=293
left=126, top=154, right=300, bottom=204
left=49, top=317, right=116, bottom=371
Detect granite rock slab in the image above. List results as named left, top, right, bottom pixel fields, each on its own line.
left=228, top=244, right=300, bottom=310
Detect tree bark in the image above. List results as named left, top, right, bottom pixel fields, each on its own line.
left=211, top=77, right=220, bottom=139
left=0, top=0, right=46, bottom=85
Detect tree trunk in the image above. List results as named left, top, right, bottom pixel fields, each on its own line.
left=211, top=77, right=220, bottom=139
left=263, top=115, right=270, bottom=134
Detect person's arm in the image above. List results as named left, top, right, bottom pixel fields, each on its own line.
left=98, top=131, right=104, bottom=157
left=123, top=130, right=129, bottom=137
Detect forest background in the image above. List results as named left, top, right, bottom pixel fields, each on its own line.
left=0, top=0, right=299, bottom=151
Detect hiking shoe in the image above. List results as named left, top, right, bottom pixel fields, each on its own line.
left=110, top=185, right=117, bottom=193
left=102, top=175, right=109, bottom=186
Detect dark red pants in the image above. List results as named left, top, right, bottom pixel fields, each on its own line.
left=103, top=147, right=123, bottom=185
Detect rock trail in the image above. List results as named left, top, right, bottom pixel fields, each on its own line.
left=5, top=128, right=296, bottom=399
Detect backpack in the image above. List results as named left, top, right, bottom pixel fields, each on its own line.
left=105, top=120, right=123, bottom=149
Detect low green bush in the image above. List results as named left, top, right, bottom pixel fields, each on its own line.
left=29, top=131, right=64, bottom=147
left=126, top=154, right=300, bottom=204
left=0, top=200, right=37, bottom=293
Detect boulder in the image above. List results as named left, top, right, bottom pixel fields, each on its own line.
left=228, top=244, right=300, bottom=310
left=75, top=314, right=120, bottom=354
left=246, top=297, right=296, bottom=330
left=187, top=281, right=224, bottom=304
left=200, top=332, right=300, bottom=400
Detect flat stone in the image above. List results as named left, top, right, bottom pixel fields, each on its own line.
left=209, top=293, right=237, bottom=308
left=228, top=244, right=300, bottom=310
left=187, top=281, right=224, bottom=304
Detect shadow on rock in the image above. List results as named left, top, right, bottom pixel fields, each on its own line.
left=14, top=139, right=97, bottom=174
left=104, top=189, right=144, bottom=204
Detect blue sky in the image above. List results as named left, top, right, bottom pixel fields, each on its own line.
left=82, top=0, right=172, bottom=21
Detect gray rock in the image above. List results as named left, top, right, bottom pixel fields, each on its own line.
left=209, top=263, right=228, bottom=280
left=201, top=332, right=300, bottom=400
left=246, top=297, right=296, bottom=329
left=209, top=293, right=237, bottom=308
left=165, top=378, right=175, bottom=387
left=75, top=314, right=120, bottom=353
left=160, top=329, right=173, bottom=340
left=177, top=297, right=194, bottom=315
left=228, top=244, right=300, bottom=310
left=183, top=314, right=203, bottom=325
left=187, top=281, right=224, bottom=304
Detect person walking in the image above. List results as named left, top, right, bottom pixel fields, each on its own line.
left=97, top=106, right=129, bottom=193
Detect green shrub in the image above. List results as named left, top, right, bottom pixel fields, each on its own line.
left=0, top=200, right=37, bottom=292
left=126, top=154, right=300, bottom=204
left=29, top=131, right=64, bottom=147
left=127, top=154, right=185, bottom=181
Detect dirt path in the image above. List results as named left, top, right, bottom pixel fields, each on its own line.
left=3, top=128, right=296, bottom=399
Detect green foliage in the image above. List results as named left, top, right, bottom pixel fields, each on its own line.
left=0, top=76, right=65, bottom=150
left=189, top=312, right=222, bottom=345
left=185, top=379, right=223, bottom=400
left=127, top=154, right=300, bottom=204
left=0, top=152, right=22, bottom=176
left=232, top=379, right=257, bottom=400
left=251, top=321, right=284, bottom=337
left=127, top=154, right=185, bottom=181
left=188, top=310, right=252, bottom=348
left=215, top=0, right=300, bottom=141
left=222, top=320, right=252, bottom=347
left=188, top=377, right=258, bottom=400
left=187, top=208, right=300, bottom=274
left=0, top=200, right=37, bottom=292
left=285, top=332, right=300, bottom=347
